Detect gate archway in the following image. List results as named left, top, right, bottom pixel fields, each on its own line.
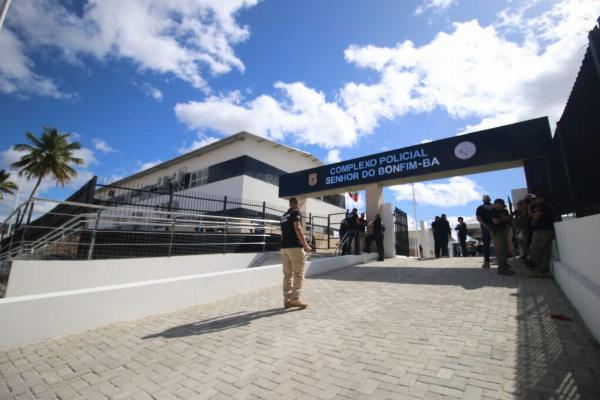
left=279, top=117, right=558, bottom=258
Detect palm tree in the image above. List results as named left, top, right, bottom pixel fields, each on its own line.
left=0, top=169, right=18, bottom=200
left=11, top=127, right=83, bottom=218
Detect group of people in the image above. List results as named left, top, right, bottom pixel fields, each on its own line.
left=278, top=191, right=556, bottom=310
left=476, top=193, right=555, bottom=277
left=339, top=208, right=385, bottom=261
left=431, top=215, right=471, bottom=258
left=430, top=214, right=452, bottom=257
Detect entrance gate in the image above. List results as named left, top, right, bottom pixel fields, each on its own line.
left=394, top=208, right=409, bottom=256
left=279, top=117, right=557, bottom=259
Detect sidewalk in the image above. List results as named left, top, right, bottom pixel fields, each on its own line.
left=1, top=257, right=599, bottom=399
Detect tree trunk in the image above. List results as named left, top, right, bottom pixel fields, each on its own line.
left=17, top=175, right=42, bottom=226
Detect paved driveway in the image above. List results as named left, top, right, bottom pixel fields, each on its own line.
left=1, top=257, right=599, bottom=399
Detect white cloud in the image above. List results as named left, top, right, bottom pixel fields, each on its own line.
left=73, top=147, right=98, bottom=167
left=175, top=83, right=357, bottom=148
left=344, top=0, right=600, bottom=133
left=415, top=0, right=459, bottom=15
left=389, top=177, right=484, bottom=208
left=92, top=139, right=115, bottom=153
left=1, top=0, right=259, bottom=97
left=177, top=136, right=220, bottom=154
left=174, top=0, right=598, bottom=150
left=0, top=29, right=72, bottom=99
left=138, top=83, right=163, bottom=102
left=325, top=149, right=342, bottom=164
left=137, top=159, right=162, bottom=172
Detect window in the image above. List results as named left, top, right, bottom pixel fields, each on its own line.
left=190, top=167, right=209, bottom=187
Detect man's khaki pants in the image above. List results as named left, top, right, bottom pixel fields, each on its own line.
left=529, top=229, right=554, bottom=273
left=281, top=247, right=305, bottom=301
left=491, top=230, right=509, bottom=270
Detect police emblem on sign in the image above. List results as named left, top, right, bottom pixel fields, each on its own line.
left=308, top=173, right=317, bottom=187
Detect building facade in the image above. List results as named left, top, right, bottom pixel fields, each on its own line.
left=96, top=132, right=346, bottom=218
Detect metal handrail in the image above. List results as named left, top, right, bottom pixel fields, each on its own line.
left=25, top=197, right=281, bottom=224
left=25, top=214, right=90, bottom=253
left=334, top=231, right=354, bottom=256
left=1, top=197, right=283, bottom=262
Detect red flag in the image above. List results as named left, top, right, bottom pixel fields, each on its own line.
left=348, top=192, right=359, bottom=202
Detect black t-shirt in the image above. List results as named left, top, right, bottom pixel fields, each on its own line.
left=531, top=202, right=555, bottom=231
left=373, top=219, right=384, bottom=238
left=347, top=213, right=358, bottom=229
left=490, top=208, right=510, bottom=232
left=440, top=220, right=451, bottom=236
left=280, top=208, right=303, bottom=248
left=456, top=222, right=467, bottom=240
left=476, top=202, right=493, bottom=227
left=431, top=220, right=439, bottom=234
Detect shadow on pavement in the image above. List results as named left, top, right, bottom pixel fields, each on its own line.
left=512, top=277, right=600, bottom=398
left=142, top=308, right=297, bottom=339
left=312, top=265, right=523, bottom=290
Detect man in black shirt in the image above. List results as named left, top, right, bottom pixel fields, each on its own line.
left=347, top=208, right=360, bottom=255
left=455, top=217, right=468, bottom=257
left=527, top=194, right=556, bottom=278
left=476, top=195, right=493, bottom=268
left=439, top=214, right=451, bottom=257
left=357, top=213, right=367, bottom=255
left=339, top=217, right=349, bottom=255
left=431, top=216, right=441, bottom=258
left=371, top=214, right=385, bottom=261
left=490, top=199, right=515, bottom=275
left=280, top=197, right=311, bottom=309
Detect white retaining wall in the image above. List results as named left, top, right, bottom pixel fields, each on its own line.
left=6, top=253, right=266, bottom=297
left=553, top=214, right=600, bottom=342
left=0, top=253, right=376, bottom=350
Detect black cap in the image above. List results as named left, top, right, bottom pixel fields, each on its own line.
left=494, top=198, right=505, bottom=204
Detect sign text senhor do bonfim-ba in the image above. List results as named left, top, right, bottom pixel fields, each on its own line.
left=326, top=148, right=440, bottom=185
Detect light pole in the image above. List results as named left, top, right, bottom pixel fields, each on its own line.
left=0, top=0, right=12, bottom=31
left=412, top=183, right=420, bottom=257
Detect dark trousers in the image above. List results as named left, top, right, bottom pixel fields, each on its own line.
left=440, top=238, right=449, bottom=257
left=354, top=229, right=361, bottom=255
left=365, top=235, right=373, bottom=253
left=481, top=226, right=491, bottom=262
left=434, top=237, right=441, bottom=258
left=459, top=238, right=467, bottom=257
left=342, top=231, right=352, bottom=255
left=375, top=237, right=384, bottom=261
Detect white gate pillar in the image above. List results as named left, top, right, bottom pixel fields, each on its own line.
left=365, top=184, right=383, bottom=222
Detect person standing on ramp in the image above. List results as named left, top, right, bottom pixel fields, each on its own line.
left=372, top=214, right=385, bottom=261
left=476, top=195, right=494, bottom=268
left=280, top=197, right=311, bottom=309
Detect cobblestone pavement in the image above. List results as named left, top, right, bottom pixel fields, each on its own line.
left=2, top=257, right=600, bottom=400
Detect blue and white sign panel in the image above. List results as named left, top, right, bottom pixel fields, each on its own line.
left=279, top=117, right=552, bottom=198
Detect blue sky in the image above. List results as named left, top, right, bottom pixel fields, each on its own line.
left=1, top=0, right=599, bottom=225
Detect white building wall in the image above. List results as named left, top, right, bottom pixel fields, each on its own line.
left=552, top=214, right=600, bottom=342
left=240, top=175, right=344, bottom=217
left=103, top=135, right=323, bottom=191
left=97, top=133, right=345, bottom=217
left=179, top=176, right=245, bottom=200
